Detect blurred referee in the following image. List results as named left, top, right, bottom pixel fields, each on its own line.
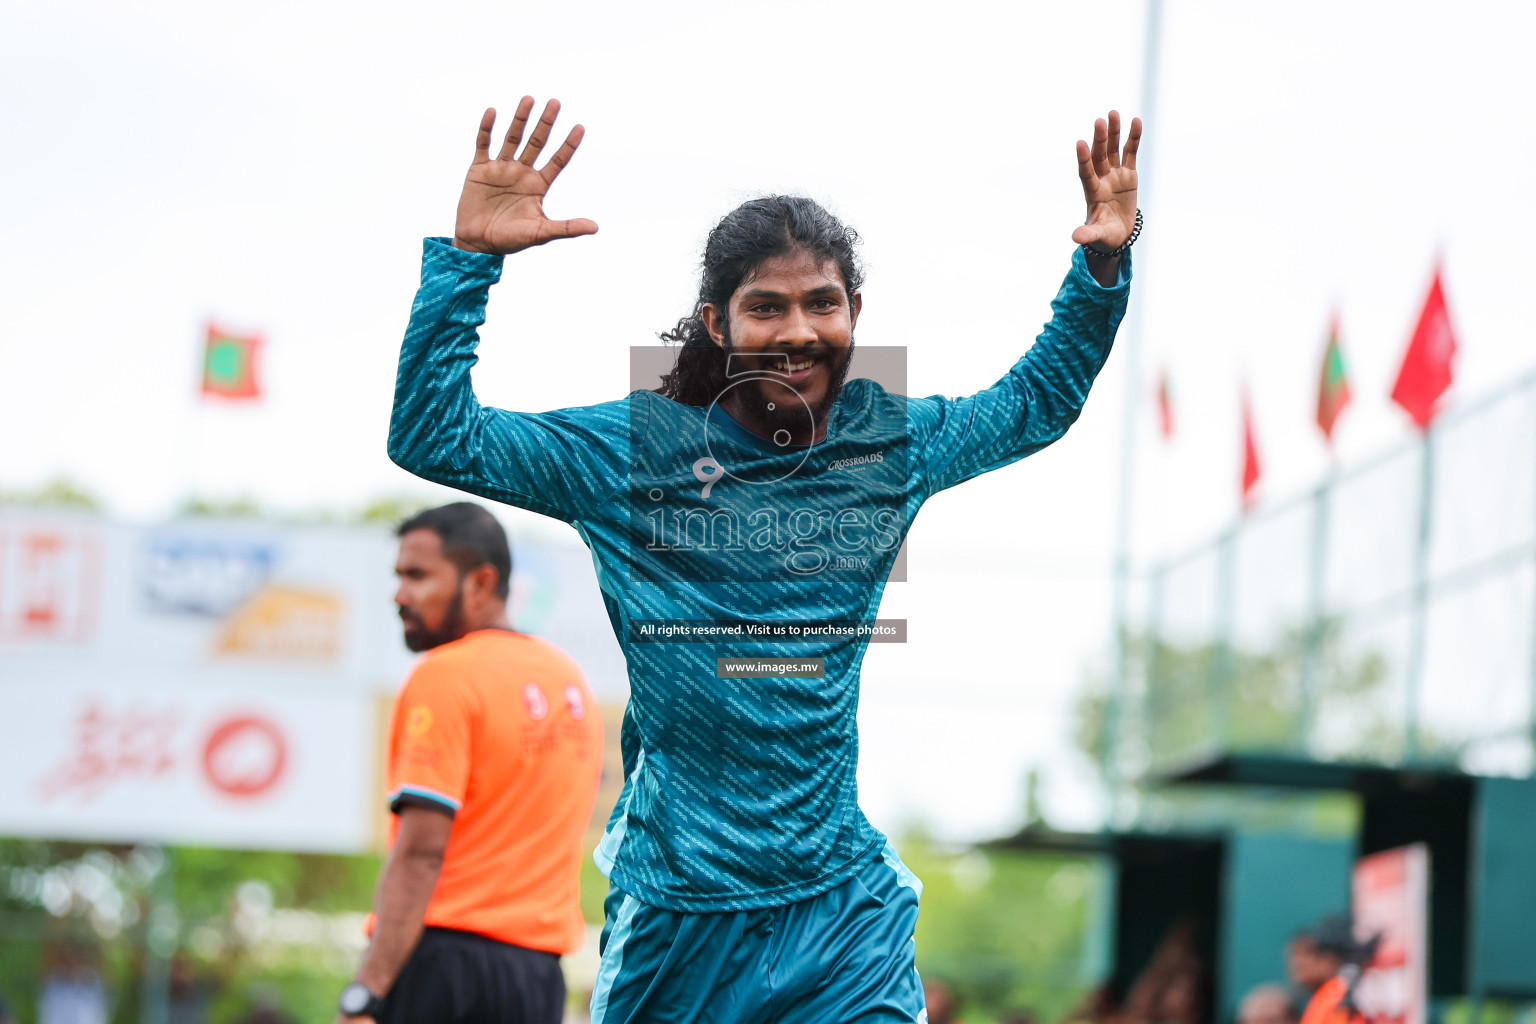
left=336, top=503, right=603, bottom=1024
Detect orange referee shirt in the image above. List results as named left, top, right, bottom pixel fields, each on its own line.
left=383, top=628, right=603, bottom=954
left=1300, top=977, right=1356, bottom=1024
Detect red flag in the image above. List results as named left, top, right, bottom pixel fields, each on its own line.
left=1316, top=312, right=1352, bottom=443
left=1241, top=387, right=1261, bottom=511
left=202, top=323, right=262, bottom=400
left=1390, top=268, right=1458, bottom=429
left=1156, top=369, right=1174, bottom=439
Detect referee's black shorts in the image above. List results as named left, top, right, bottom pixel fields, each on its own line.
left=378, top=926, right=565, bottom=1024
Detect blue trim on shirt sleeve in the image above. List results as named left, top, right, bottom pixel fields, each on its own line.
left=388, top=783, right=462, bottom=816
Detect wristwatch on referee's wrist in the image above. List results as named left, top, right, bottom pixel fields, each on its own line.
left=338, top=982, right=385, bottom=1018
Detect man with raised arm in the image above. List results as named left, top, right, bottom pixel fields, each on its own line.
left=389, top=95, right=1140, bottom=1023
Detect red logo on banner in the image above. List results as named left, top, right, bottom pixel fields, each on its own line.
left=0, top=528, right=100, bottom=642
left=38, top=701, right=180, bottom=803
left=202, top=715, right=287, bottom=798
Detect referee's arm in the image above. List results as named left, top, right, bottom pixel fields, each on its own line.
left=338, top=807, right=453, bottom=1022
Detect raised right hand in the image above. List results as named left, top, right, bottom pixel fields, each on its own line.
left=452, top=97, right=598, bottom=255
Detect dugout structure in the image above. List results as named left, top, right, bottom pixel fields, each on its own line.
left=985, top=823, right=1353, bottom=1024
left=1165, top=753, right=1536, bottom=1004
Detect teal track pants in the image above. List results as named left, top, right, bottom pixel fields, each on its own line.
left=591, top=844, right=926, bottom=1024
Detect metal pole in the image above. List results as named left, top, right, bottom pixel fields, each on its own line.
left=139, top=846, right=175, bottom=1024
left=1106, top=0, right=1164, bottom=825
left=1080, top=857, right=1119, bottom=986
left=1404, top=431, right=1434, bottom=762
left=1212, top=529, right=1238, bottom=749
left=1145, top=565, right=1167, bottom=775
left=1530, top=391, right=1536, bottom=770
left=1299, top=480, right=1331, bottom=754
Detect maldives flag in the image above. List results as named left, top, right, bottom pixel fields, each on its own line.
left=1156, top=369, right=1174, bottom=439
left=202, top=324, right=262, bottom=400
left=1241, top=387, right=1261, bottom=511
left=1390, top=269, right=1457, bottom=429
left=1316, top=314, right=1352, bottom=443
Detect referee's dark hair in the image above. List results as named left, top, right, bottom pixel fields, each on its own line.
left=397, top=502, right=512, bottom=600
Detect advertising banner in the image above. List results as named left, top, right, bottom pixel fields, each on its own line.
left=1352, top=843, right=1429, bottom=1024
left=1, top=673, right=374, bottom=852
left=0, top=511, right=627, bottom=851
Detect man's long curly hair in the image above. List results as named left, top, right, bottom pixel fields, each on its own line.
left=656, top=196, right=865, bottom=406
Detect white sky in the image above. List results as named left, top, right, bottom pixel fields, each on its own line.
left=5, top=0, right=1536, bottom=840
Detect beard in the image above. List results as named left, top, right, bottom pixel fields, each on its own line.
left=722, top=329, right=855, bottom=440
left=399, top=584, right=467, bottom=652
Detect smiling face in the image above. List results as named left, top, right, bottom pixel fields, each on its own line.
left=701, top=247, right=861, bottom=445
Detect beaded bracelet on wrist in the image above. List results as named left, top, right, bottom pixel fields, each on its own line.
left=1083, top=208, right=1142, bottom=259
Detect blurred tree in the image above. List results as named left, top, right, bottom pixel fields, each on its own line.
left=900, top=832, right=1098, bottom=1024
left=178, top=496, right=266, bottom=519
left=0, top=483, right=488, bottom=532
left=1074, top=622, right=1423, bottom=834
left=353, top=495, right=435, bottom=527
left=1021, top=768, right=1044, bottom=830
left=171, top=492, right=440, bottom=527
left=0, top=839, right=381, bottom=1024
left=1077, top=621, right=1397, bottom=779
left=0, top=478, right=103, bottom=510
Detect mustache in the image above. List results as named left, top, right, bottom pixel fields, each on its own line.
left=726, top=344, right=846, bottom=375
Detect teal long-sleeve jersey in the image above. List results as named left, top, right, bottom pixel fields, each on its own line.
left=389, top=237, right=1131, bottom=912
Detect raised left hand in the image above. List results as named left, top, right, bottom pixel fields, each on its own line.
left=1072, top=110, right=1142, bottom=251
